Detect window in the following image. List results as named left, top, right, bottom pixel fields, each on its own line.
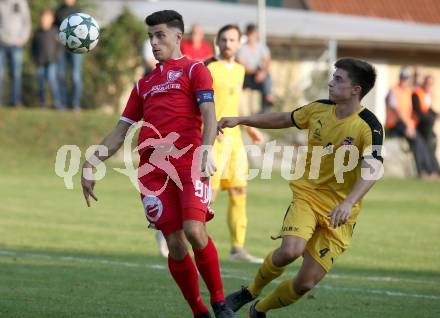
left=267, top=0, right=283, bottom=7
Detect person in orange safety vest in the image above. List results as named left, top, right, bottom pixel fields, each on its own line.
left=412, top=74, right=440, bottom=175
left=386, top=69, right=439, bottom=178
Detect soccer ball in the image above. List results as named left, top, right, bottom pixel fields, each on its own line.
left=59, top=13, right=100, bottom=54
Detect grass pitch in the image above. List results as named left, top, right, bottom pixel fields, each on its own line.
left=0, top=109, right=439, bottom=317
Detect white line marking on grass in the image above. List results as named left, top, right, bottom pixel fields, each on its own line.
left=221, top=274, right=440, bottom=300
left=326, top=273, right=437, bottom=285
left=1, top=250, right=439, bottom=301
left=318, top=285, right=440, bottom=300
left=0, top=250, right=167, bottom=270
left=214, top=265, right=440, bottom=286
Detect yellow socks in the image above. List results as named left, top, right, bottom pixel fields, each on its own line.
left=248, top=251, right=286, bottom=297
left=256, top=278, right=302, bottom=312
left=227, top=193, right=247, bottom=248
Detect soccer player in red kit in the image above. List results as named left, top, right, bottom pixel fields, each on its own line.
left=80, top=10, right=236, bottom=318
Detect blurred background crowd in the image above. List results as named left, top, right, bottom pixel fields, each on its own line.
left=1, top=0, right=439, bottom=179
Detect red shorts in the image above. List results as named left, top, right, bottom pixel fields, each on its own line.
left=138, top=167, right=211, bottom=235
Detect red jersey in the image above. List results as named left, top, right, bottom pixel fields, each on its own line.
left=121, top=56, right=214, bottom=160
left=181, top=40, right=213, bottom=61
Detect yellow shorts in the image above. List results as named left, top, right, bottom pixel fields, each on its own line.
left=211, top=135, right=248, bottom=190
left=278, top=197, right=358, bottom=272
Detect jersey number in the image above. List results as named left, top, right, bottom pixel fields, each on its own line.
left=195, top=180, right=211, bottom=204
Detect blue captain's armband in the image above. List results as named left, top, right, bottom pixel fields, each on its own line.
left=196, top=90, right=214, bottom=106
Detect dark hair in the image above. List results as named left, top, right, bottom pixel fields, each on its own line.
left=40, top=8, right=54, bottom=17
left=217, top=24, right=241, bottom=40
left=245, top=23, right=257, bottom=34
left=334, top=58, right=376, bottom=100
left=145, top=10, right=184, bottom=33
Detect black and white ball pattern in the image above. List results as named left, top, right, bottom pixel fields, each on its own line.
left=59, top=13, right=100, bottom=54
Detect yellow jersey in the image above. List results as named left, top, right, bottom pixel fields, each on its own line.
left=290, top=99, right=384, bottom=218
left=206, top=57, right=245, bottom=138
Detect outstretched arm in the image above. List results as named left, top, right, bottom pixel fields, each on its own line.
left=81, top=120, right=132, bottom=207
left=218, top=112, right=293, bottom=132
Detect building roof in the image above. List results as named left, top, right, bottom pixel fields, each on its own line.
left=308, top=0, right=440, bottom=25
left=93, top=0, right=440, bottom=50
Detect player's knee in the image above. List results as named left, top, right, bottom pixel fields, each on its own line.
left=167, top=237, right=184, bottom=251
left=183, top=224, right=207, bottom=249
left=166, top=237, right=187, bottom=260
left=229, top=187, right=246, bottom=196
left=278, top=247, right=302, bottom=264
left=294, top=279, right=317, bottom=295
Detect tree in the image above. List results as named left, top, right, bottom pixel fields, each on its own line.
left=24, top=1, right=145, bottom=111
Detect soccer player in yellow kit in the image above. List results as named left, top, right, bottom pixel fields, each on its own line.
left=219, top=58, right=384, bottom=317
left=205, top=24, right=263, bottom=263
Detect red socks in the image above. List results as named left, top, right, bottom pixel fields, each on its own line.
left=168, top=237, right=225, bottom=317
left=168, top=253, right=208, bottom=316
left=193, top=237, right=225, bottom=304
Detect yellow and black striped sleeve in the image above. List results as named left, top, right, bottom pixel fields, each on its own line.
left=291, top=99, right=335, bottom=130
left=358, top=108, right=384, bottom=162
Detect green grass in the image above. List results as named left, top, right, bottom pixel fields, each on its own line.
left=1, top=109, right=440, bottom=317
left=0, top=108, right=118, bottom=168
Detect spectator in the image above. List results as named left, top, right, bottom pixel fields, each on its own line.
left=411, top=66, right=424, bottom=88
left=54, top=0, right=83, bottom=110
left=386, top=69, right=438, bottom=178
left=141, top=39, right=157, bottom=76
left=237, top=23, right=273, bottom=113
left=412, top=74, right=440, bottom=175
left=0, top=0, right=31, bottom=107
left=32, top=9, right=63, bottom=110
left=181, top=24, right=213, bottom=61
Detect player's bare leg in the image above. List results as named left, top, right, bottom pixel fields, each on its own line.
left=211, top=189, right=219, bottom=202
left=293, top=250, right=326, bottom=294
left=227, top=187, right=263, bottom=264
left=249, top=250, right=326, bottom=316
left=226, top=235, right=306, bottom=312
left=183, top=219, right=208, bottom=249
left=165, top=230, right=188, bottom=260
left=271, top=235, right=307, bottom=267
